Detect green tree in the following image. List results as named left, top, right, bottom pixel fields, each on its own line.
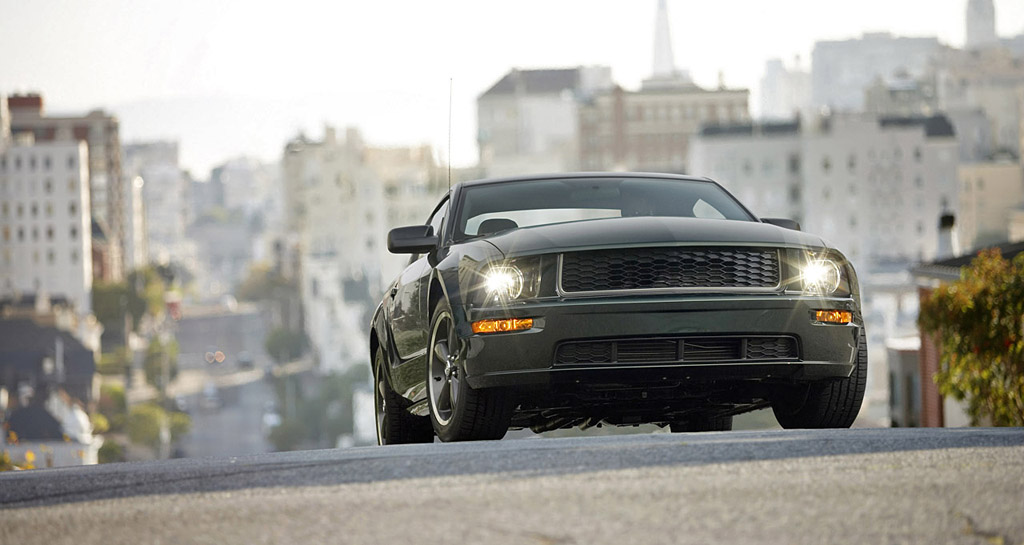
left=126, top=403, right=191, bottom=452
left=919, top=249, right=1024, bottom=426
left=144, top=337, right=179, bottom=392
left=236, top=263, right=295, bottom=302
left=265, top=328, right=307, bottom=364
left=97, top=440, right=126, bottom=464
left=98, top=383, right=128, bottom=432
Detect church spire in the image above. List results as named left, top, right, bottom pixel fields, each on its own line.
left=652, top=0, right=676, bottom=77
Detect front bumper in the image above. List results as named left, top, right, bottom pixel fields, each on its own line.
left=460, top=294, right=861, bottom=390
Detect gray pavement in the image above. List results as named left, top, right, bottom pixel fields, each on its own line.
left=1, top=427, right=1022, bottom=544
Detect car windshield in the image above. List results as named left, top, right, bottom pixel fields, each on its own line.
left=456, top=177, right=754, bottom=239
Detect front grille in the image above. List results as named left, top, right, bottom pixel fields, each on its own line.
left=554, top=336, right=798, bottom=366
left=559, top=246, right=779, bottom=294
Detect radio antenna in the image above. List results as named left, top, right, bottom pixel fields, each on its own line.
left=448, top=77, right=453, bottom=194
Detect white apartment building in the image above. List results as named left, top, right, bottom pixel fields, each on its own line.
left=760, top=58, right=812, bottom=120
left=811, top=33, right=942, bottom=112
left=691, top=114, right=959, bottom=271
left=689, top=121, right=802, bottom=222
left=286, top=126, right=445, bottom=372
left=477, top=66, right=612, bottom=177
left=0, top=139, right=93, bottom=314
left=123, top=141, right=190, bottom=266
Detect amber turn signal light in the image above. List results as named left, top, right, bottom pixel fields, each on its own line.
left=472, top=318, right=534, bottom=334
left=815, top=310, right=852, bottom=324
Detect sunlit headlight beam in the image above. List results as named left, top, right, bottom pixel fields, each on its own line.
left=801, top=259, right=841, bottom=296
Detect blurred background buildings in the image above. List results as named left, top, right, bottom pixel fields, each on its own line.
left=2, top=0, right=1024, bottom=465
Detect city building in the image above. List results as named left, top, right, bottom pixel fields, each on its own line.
left=477, top=66, right=612, bottom=177
left=760, top=58, right=812, bottom=120
left=957, top=158, right=1024, bottom=249
left=7, top=94, right=126, bottom=281
left=283, top=126, right=446, bottom=372
left=811, top=33, right=942, bottom=112
left=123, top=141, right=190, bottom=267
left=965, top=0, right=998, bottom=51
left=579, top=85, right=749, bottom=174
left=692, top=114, right=959, bottom=270
left=0, top=138, right=94, bottom=315
left=689, top=120, right=803, bottom=222
left=931, top=46, right=1024, bottom=159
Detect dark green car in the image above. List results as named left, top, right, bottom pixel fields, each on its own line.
left=370, top=173, right=866, bottom=444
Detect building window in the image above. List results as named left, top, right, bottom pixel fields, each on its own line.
left=847, top=154, right=856, bottom=173
left=2, top=226, right=8, bottom=241
left=31, top=203, right=38, bottom=217
left=787, top=154, right=800, bottom=174
left=17, top=204, right=23, bottom=218
left=69, top=202, right=77, bottom=216
left=14, top=157, right=21, bottom=170
left=67, top=155, right=76, bottom=169
left=914, top=147, right=922, bottom=162
left=31, top=227, right=38, bottom=241
left=30, top=156, right=37, bottom=170
left=68, top=178, right=76, bottom=192
left=44, top=179, right=52, bottom=194
left=70, top=250, right=78, bottom=263
left=44, top=156, right=52, bottom=170
left=70, top=226, right=78, bottom=239
left=822, top=156, right=832, bottom=173
left=1, top=202, right=7, bottom=217
left=47, top=250, right=55, bottom=265
left=46, top=226, right=54, bottom=241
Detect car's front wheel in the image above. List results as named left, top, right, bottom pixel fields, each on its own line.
left=374, top=348, right=433, bottom=445
left=771, top=335, right=867, bottom=429
left=427, top=301, right=513, bottom=442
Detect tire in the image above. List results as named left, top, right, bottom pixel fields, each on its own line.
left=374, top=348, right=433, bottom=445
left=427, top=300, right=514, bottom=442
left=771, top=334, right=868, bottom=429
left=669, top=414, right=733, bottom=432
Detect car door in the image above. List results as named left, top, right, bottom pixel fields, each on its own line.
left=387, top=196, right=449, bottom=363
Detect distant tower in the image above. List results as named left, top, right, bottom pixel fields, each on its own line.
left=652, top=0, right=676, bottom=77
left=644, top=0, right=692, bottom=89
left=965, top=0, right=998, bottom=50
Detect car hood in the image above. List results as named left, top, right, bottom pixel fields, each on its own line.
left=478, top=216, right=828, bottom=257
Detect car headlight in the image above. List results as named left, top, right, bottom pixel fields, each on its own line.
left=479, top=258, right=542, bottom=305
left=484, top=266, right=524, bottom=300
left=801, top=258, right=842, bottom=296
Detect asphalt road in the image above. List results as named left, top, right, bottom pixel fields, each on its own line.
left=1, top=428, right=1022, bottom=544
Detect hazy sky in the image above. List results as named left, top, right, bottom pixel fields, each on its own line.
left=2, top=0, right=1023, bottom=176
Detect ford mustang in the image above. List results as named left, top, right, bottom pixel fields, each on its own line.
left=370, top=173, right=866, bottom=443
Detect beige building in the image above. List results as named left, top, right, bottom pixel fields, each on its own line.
left=579, top=85, right=749, bottom=174
left=933, top=47, right=1024, bottom=158
left=957, top=159, right=1024, bottom=249
left=7, top=94, right=126, bottom=281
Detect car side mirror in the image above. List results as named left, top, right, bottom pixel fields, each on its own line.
left=387, top=225, right=439, bottom=254
left=762, top=218, right=801, bottom=231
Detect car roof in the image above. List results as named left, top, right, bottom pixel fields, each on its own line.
left=453, top=172, right=716, bottom=191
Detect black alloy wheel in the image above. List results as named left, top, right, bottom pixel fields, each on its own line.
left=427, top=301, right=514, bottom=442
left=374, top=348, right=433, bottom=445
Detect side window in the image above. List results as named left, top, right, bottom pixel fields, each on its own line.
left=427, top=198, right=449, bottom=241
